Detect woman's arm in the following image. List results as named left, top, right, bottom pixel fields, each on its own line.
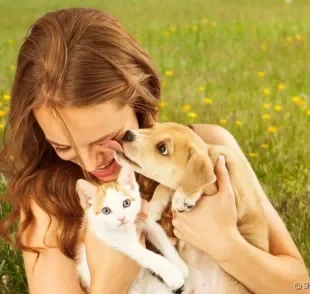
left=189, top=124, right=309, bottom=293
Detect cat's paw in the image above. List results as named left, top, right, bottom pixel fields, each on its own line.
left=175, top=258, right=189, bottom=278
left=161, top=263, right=185, bottom=292
left=172, top=192, right=197, bottom=213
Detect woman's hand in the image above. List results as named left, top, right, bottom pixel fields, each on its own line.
left=172, top=155, right=240, bottom=261
left=85, top=199, right=149, bottom=294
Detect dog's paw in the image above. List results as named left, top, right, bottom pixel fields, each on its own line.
left=172, top=192, right=197, bottom=213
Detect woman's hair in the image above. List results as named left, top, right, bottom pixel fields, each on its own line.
left=0, top=7, right=171, bottom=260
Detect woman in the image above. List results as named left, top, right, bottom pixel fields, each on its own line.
left=0, top=7, right=308, bottom=294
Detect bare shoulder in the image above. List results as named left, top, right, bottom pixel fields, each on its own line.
left=20, top=199, right=84, bottom=293
left=20, top=197, right=58, bottom=248
left=191, top=124, right=306, bottom=264
left=190, top=123, right=240, bottom=148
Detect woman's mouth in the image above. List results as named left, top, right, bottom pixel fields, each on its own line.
left=90, top=159, right=119, bottom=179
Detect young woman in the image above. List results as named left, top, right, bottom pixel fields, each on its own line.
left=0, top=7, right=308, bottom=294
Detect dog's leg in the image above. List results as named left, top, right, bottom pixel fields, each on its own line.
left=149, top=184, right=174, bottom=221
left=171, top=187, right=202, bottom=212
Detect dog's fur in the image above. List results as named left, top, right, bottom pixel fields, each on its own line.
left=115, top=122, right=269, bottom=294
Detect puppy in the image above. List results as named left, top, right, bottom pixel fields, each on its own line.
left=114, top=122, right=269, bottom=294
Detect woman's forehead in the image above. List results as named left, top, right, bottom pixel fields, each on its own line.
left=34, top=101, right=138, bottom=146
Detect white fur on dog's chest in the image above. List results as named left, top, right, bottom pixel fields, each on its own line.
left=179, top=243, right=226, bottom=294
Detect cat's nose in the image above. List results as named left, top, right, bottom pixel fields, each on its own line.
left=118, top=216, right=126, bottom=223
left=122, top=130, right=135, bottom=142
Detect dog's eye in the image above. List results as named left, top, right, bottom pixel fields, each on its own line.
left=123, top=199, right=131, bottom=208
left=101, top=207, right=111, bottom=215
left=156, top=143, right=168, bottom=155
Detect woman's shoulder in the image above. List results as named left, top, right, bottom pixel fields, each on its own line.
left=189, top=123, right=239, bottom=148
left=20, top=198, right=58, bottom=248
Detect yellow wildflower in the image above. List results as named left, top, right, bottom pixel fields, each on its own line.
left=10, top=65, right=16, bottom=71
left=263, top=103, right=271, bottom=109
left=203, top=98, right=212, bottom=105
left=249, top=153, right=259, bottom=158
left=268, top=126, right=277, bottom=133
left=261, top=44, right=267, bottom=51
left=165, top=70, right=173, bottom=77
left=286, top=36, right=292, bottom=42
left=261, top=144, right=269, bottom=149
left=159, top=101, right=168, bottom=108
left=0, top=110, right=5, bottom=117
left=182, top=104, right=191, bottom=112
left=8, top=39, right=13, bottom=44
left=162, top=81, right=167, bottom=88
left=278, top=84, right=286, bottom=91
left=292, top=96, right=301, bottom=103
left=219, top=119, right=227, bottom=125
left=188, top=112, right=197, bottom=118
left=163, top=31, right=170, bottom=37
left=235, top=120, right=243, bottom=126
left=295, top=34, right=301, bottom=40
left=257, top=71, right=265, bottom=77
left=198, top=86, right=204, bottom=92
left=3, top=94, right=10, bottom=101
left=307, top=110, right=310, bottom=116
left=263, top=88, right=270, bottom=96
left=211, top=21, right=217, bottom=27
left=0, top=124, right=4, bottom=129
left=263, top=114, right=271, bottom=120
left=274, top=105, right=283, bottom=111
left=192, top=25, right=198, bottom=32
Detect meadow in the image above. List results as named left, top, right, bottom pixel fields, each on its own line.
left=0, top=0, right=310, bottom=293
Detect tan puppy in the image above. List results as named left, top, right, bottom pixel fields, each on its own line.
left=115, top=122, right=269, bottom=294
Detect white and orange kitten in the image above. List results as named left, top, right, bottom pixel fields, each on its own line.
left=75, top=163, right=188, bottom=294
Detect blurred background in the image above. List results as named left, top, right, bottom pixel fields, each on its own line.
left=0, top=0, right=309, bottom=293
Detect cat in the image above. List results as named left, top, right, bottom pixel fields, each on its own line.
left=75, top=163, right=188, bottom=294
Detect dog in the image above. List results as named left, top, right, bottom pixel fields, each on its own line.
left=114, top=122, right=269, bottom=294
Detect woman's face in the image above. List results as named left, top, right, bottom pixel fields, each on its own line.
left=34, top=101, right=139, bottom=182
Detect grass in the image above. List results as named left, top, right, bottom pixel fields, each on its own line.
left=1, top=0, right=310, bottom=292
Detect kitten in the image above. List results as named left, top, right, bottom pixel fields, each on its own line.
left=75, top=163, right=188, bottom=293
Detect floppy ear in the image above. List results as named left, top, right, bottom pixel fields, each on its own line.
left=117, top=164, right=138, bottom=191
left=76, top=179, right=97, bottom=207
left=182, top=148, right=216, bottom=194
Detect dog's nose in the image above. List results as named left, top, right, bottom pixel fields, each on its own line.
left=122, top=130, right=135, bottom=142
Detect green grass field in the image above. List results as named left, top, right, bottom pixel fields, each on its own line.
left=1, top=0, right=310, bottom=292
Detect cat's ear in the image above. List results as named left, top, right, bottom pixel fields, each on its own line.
left=117, top=164, right=138, bottom=191
left=76, top=179, right=97, bottom=207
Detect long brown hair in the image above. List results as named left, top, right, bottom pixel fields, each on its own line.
left=0, top=7, right=165, bottom=259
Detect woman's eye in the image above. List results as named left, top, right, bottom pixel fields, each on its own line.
left=101, top=207, right=111, bottom=215
left=55, top=146, right=72, bottom=153
left=123, top=199, right=131, bottom=208
left=156, top=143, right=168, bottom=155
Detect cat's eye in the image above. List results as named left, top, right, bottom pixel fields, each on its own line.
left=101, top=207, right=111, bottom=215
left=123, top=199, right=131, bottom=208
left=156, top=143, right=168, bottom=156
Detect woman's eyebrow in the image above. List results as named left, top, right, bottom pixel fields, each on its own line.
left=46, top=129, right=124, bottom=147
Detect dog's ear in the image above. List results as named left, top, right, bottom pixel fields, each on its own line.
left=182, top=148, right=216, bottom=194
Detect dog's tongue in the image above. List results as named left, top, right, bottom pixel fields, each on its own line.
left=103, top=140, right=124, bottom=153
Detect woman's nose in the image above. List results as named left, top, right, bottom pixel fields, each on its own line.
left=78, top=150, right=97, bottom=172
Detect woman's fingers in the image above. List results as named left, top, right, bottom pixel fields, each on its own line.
left=215, top=155, right=234, bottom=194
